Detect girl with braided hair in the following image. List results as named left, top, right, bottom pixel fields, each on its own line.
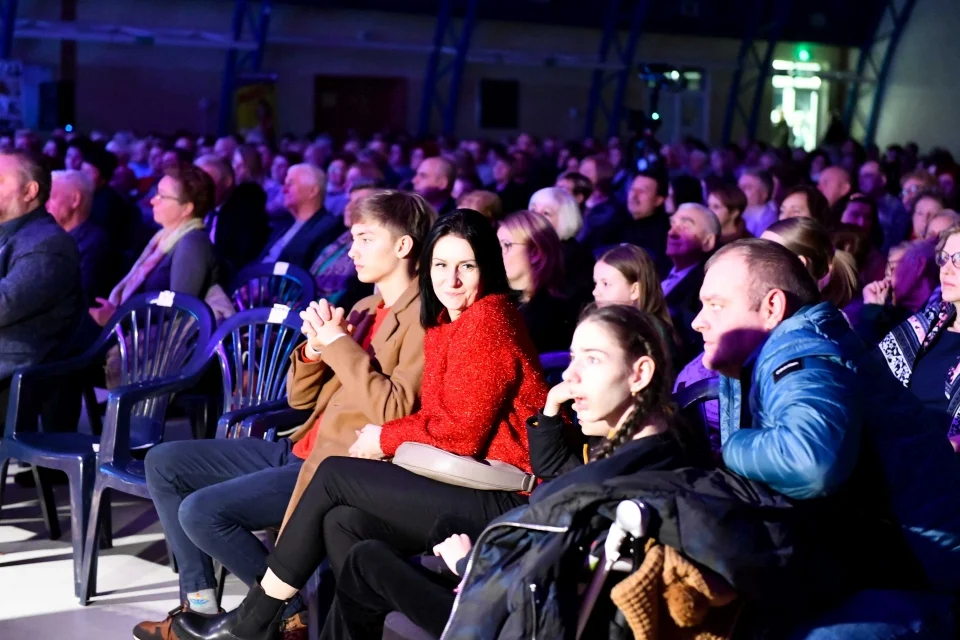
left=522, top=302, right=703, bottom=501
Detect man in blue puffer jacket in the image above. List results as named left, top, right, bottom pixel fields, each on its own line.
left=694, top=240, right=864, bottom=500
left=695, top=239, right=960, bottom=637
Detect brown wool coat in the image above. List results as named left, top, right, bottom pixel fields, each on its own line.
left=280, top=280, right=425, bottom=528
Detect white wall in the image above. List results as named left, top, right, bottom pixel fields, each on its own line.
left=873, top=0, right=960, bottom=153
left=9, top=0, right=846, bottom=144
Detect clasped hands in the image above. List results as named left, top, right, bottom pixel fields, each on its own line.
left=299, top=299, right=354, bottom=355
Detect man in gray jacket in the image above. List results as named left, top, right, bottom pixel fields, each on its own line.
left=0, top=150, right=83, bottom=416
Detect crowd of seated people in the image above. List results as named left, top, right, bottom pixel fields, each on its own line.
left=6, top=125, right=960, bottom=639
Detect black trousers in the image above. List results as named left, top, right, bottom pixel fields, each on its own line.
left=267, top=457, right=527, bottom=586
left=319, top=540, right=457, bottom=640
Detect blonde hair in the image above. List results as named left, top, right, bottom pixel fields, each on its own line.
left=499, top=210, right=566, bottom=298
left=597, top=244, right=675, bottom=335
left=458, top=190, right=503, bottom=222
left=766, top=217, right=858, bottom=308
left=529, top=187, right=583, bottom=241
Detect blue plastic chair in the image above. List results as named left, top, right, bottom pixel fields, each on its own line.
left=0, top=291, right=215, bottom=599
left=78, top=305, right=304, bottom=605
left=232, top=261, right=317, bottom=311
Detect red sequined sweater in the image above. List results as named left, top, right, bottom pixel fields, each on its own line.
left=379, top=293, right=548, bottom=473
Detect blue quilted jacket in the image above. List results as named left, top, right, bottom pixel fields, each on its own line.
left=719, top=303, right=864, bottom=500
left=721, top=302, right=960, bottom=592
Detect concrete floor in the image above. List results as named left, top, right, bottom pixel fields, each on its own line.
left=0, top=427, right=248, bottom=639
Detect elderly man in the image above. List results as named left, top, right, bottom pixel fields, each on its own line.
left=412, top=155, right=457, bottom=216
left=47, top=169, right=114, bottom=303
left=738, top=168, right=777, bottom=237
left=0, top=151, right=83, bottom=415
left=257, top=163, right=343, bottom=270
left=662, top=202, right=720, bottom=362
left=195, top=154, right=268, bottom=287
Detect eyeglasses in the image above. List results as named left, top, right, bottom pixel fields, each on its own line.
left=499, top=240, right=526, bottom=253
left=935, top=250, right=960, bottom=268
left=901, top=184, right=922, bottom=198
left=155, top=192, right=183, bottom=203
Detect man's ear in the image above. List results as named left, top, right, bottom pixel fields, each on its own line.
left=762, top=288, right=789, bottom=330
left=701, top=233, right=717, bottom=253
left=655, top=194, right=665, bottom=209
left=70, top=190, right=83, bottom=210
left=396, top=234, right=415, bottom=259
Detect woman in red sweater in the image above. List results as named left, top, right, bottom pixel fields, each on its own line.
left=175, top=210, right=548, bottom=640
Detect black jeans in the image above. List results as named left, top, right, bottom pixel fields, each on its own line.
left=320, top=540, right=457, bottom=640
left=267, top=457, right=527, bottom=587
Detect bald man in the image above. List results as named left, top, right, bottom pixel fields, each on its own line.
left=257, top=163, right=344, bottom=270
left=817, top=166, right=853, bottom=207
left=663, top=202, right=721, bottom=363
left=412, top=156, right=456, bottom=215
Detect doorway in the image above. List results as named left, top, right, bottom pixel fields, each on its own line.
left=313, top=75, right=408, bottom=142
left=771, top=60, right=823, bottom=151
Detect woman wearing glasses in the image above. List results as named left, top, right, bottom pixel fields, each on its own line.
left=879, top=224, right=960, bottom=450
left=496, top=210, right=576, bottom=353
left=88, top=164, right=219, bottom=327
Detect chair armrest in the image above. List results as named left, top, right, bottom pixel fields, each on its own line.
left=215, top=399, right=292, bottom=439
left=240, top=407, right=313, bottom=441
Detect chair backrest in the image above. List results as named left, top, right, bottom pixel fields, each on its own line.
left=674, top=376, right=719, bottom=410
left=539, top=351, right=570, bottom=385
left=233, top=261, right=317, bottom=311
left=94, top=292, right=215, bottom=460
left=205, top=305, right=305, bottom=415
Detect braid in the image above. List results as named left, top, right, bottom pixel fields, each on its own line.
left=578, top=303, right=690, bottom=462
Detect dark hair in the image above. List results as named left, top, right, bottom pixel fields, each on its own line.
left=582, top=154, right=615, bottom=195
left=670, top=175, right=704, bottom=208
left=845, top=193, right=884, bottom=249
left=708, top=182, right=748, bottom=218
left=781, top=184, right=834, bottom=228
left=706, top=238, right=820, bottom=312
left=4, top=150, right=51, bottom=208
left=233, top=144, right=264, bottom=183
left=637, top=167, right=669, bottom=197
left=578, top=304, right=701, bottom=461
left=419, top=209, right=511, bottom=328
left=557, top=170, right=593, bottom=202
left=353, top=190, right=435, bottom=260
left=84, top=146, right=118, bottom=183
left=165, top=164, right=216, bottom=219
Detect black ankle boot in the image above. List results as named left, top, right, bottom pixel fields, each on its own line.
left=172, top=584, right=288, bottom=640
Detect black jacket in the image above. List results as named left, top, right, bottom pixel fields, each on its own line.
left=442, top=468, right=859, bottom=639
left=560, top=238, right=595, bottom=312
left=209, top=182, right=270, bottom=287
left=518, top=290, right=576, bottom=354
left=0, top=209, right=83, bottom=380
left=616, top=210, right=671, bottom=276
left=256, top=208, right=345, bottom=272
left=663, top=260, right=706, bottom=364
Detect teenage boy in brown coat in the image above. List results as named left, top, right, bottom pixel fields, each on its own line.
left=134, top=191, right=434, bottom=640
